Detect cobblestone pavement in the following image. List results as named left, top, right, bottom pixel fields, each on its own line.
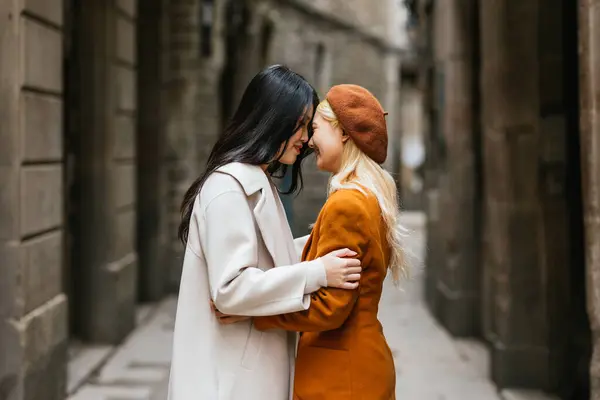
left=68, top=212, right=548, bottom=400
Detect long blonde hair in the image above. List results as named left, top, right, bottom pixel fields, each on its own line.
left=317, top=100, right=408, bottom=285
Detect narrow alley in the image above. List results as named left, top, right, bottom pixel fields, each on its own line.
left=67, top=212, right=518, bottom=400
left=3, top=1, right=600, bottom=399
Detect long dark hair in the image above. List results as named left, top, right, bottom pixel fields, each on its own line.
left=178, top=64, right=319, bottom=244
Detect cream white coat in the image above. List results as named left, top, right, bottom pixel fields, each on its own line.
left=167, top=163, right=324, bottom=400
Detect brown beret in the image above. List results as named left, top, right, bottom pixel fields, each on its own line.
left=325, top=84, right=388, bottom=164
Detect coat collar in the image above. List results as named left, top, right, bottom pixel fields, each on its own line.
left=215, top=163, right=296, bottom=266
left=216, top=162, right=268, bottom=196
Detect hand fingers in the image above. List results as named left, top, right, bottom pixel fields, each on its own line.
left=328, top=248, right=358, bottom=258
left=345, top=273, right=361, bottom=282
left=345, top=266, right=362, bottom=275
left=339, top=281, right=359, bottom=290
left=344, top=258, right=361, bottom=268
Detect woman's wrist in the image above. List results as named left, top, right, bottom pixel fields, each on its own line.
left=303, top=258, right=328, bottom=294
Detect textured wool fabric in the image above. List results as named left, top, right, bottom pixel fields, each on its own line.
left=254, top=188, right=396, bottom=400
left=326, top=84, right=388, bottom=164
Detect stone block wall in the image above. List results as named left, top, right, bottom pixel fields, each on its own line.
left=423, top=0, right=480, bottom=336
left=136, top=0, right=167, bottom=301
left=104, top=0, right=139, bottom=341
left=62, top=0, right=138, bottom=345
left=420, top=0, right=590, bottom=395
left=579, top=0, right=600, bottom=396
left=0, top=1, right=68, bottom=399
left=161, top=0, right=226, bottom=288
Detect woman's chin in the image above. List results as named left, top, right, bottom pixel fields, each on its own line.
left=279, top=154, right=298, bottom=165
left=315, top=157, right=327, bottom=172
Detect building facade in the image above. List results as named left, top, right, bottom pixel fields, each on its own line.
left=415, top=0, right=600, bottom=398
left=0, top=1, right=408, bottom=399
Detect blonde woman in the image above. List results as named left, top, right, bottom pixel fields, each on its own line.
left=219, top=84, right=404, bottom=399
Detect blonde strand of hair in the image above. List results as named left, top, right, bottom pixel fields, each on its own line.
left=317, top=100, right=408, bottom=285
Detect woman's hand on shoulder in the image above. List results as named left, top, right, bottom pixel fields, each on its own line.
left=320, top=248, right=361, bottom=290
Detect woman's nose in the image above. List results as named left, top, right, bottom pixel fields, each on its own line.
left=308, top=137, right=315, bottom=148
left=301, top=127, right=309, bottom=143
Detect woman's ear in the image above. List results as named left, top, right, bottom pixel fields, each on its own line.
left=341, top=130, right=350, bottom=143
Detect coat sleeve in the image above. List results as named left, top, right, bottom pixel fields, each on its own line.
left=253, top=191, right=370, bottom=332
left=198, top=190, right=327, bottom=317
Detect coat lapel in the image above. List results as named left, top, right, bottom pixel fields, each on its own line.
left=252, top=182, right=295, bottom=266
left=216, top=163, right=295, bottom=267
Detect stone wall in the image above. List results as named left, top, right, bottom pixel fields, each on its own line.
left=479, top=1, right=587, bottom=394
left=579, top=0, right=600, bottom=397
left=0, top=1, right=68, bottom=399
left=66, top=0, right=138, bottom=344
left=424, top=0, right=480, bottom=336
left=161, top=0, right=226, bottom=288
left=137, top=0, right=167, bottom=301
left=420, top=0, right=591, bottom=396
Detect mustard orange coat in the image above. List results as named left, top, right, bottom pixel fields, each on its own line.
left=254, top=188, right=396, bottom=400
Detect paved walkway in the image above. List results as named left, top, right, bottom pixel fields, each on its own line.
left=67, top=300, right=175, bottom=400
left=67, top=212, right=516, bottom=400
left=380, top=213, right=502, bottom=400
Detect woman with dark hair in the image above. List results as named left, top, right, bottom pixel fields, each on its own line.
left=167, top=65, right=362, bottom=400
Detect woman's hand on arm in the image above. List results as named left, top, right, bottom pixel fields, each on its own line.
left=200, top=182, right=359, bottom=317
left=201, top=189, right=320, bottom=316
left=212, top=247, right=362, bottom=323
left=252, top=190, right=370, bottom=332
left=320, top=248, right=362, bottom=289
